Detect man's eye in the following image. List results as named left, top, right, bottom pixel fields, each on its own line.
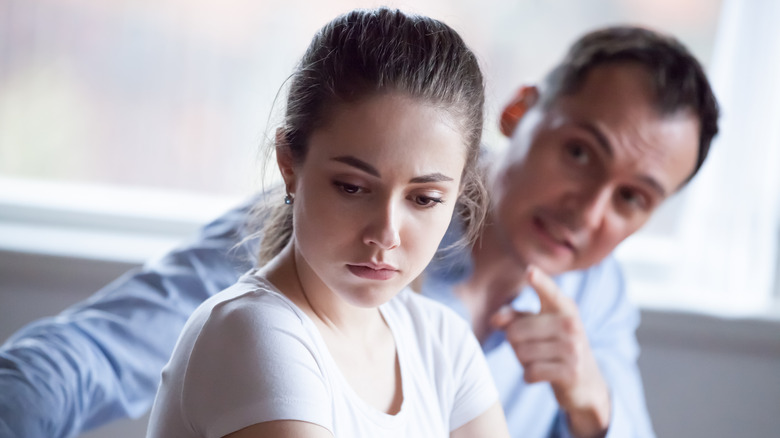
left=618, top=187, right=645, bottom=209
left=566, top=143, right=590, bottom=165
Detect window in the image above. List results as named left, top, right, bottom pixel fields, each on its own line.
left=0, top=0, right=722, bottom=195
left=615, top=0, right=780, bottom=317
left=9, top=0, right=774, bottom=319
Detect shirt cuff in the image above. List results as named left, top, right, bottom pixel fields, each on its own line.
left=554, top=390, right=631, bottom=438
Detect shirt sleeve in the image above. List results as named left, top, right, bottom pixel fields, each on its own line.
left=447, top=315, right=500, bottom=431
left=0, top=196, right=260, bottom=438
left=553, top=257, right=656, bottom=438
left=180, top=295, right=333, bottom=438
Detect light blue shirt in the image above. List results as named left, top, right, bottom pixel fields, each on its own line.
left=0, top=197, right=654, bottom=438
left=423, top=221, right=654, bottom=438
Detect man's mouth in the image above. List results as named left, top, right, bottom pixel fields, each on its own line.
left=532, top=215, right=577, bottom=253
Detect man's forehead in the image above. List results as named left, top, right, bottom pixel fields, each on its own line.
left=555, top=65, right=655, bottom=112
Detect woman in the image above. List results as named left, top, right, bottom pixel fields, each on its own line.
left=147, top=8, right=510, bottom=438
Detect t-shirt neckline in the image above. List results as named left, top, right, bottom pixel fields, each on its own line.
left=244, top=270, right=411, bottom=429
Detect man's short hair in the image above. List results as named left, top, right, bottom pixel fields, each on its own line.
left=542, top=26, right=720, bottom=182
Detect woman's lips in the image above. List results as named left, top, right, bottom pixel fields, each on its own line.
left=347, top=264, right=399, bottom=280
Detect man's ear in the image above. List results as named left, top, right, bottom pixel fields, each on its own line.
left=275, top=128, right=296, bottom=193
left=499, top=85, right=539, bottom=138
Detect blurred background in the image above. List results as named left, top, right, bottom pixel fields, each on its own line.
left=1, top=0, right=779, bottom=437
left=0, top=0, right=722, bottom=194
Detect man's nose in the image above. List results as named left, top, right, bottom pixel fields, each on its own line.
left=363, top=199, right=401, bottom=250
left=564, top=185, right=612, bottom=230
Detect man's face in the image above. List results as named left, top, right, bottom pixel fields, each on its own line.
left=491, top=63, right=701, bottom=276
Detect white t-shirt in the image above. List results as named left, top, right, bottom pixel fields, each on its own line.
left=146, top=269, right=498, bottom=438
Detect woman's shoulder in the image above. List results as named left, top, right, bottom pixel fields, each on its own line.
left=187, top=270, right=309, bottom=338
left=179, top=271, right=327, bottom=385
left=171, top=272, right=334, bottom=438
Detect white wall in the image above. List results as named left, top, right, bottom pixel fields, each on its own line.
left=2, top=250, right=780, bottom=437
left=637, top=312, right=780, bottom=437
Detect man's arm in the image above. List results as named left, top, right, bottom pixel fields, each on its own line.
left=0, top=197, right=259, bottom=438
left=555, top=257, right=655, bottom=438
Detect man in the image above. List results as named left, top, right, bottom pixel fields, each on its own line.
left=0, top=26, right=718, bottom=438
left=425, top=24, right=716, bottom=437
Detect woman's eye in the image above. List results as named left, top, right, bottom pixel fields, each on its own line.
left=334, top=181, right=363, bottom=194
left=413, top=195, right=444, bottom=208
left=566, top=143, right=590, bottom=165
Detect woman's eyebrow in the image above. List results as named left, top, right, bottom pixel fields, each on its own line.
left=331, top=155, right=454, bottom=184
left=409, top=173, right=454, bottom=184
left=331, top=156, right=379, bottom=177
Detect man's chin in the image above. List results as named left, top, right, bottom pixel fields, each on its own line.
left=514, top=245, right=574, bottom=276
left=497, top=227, right=575, bottom=274
left=536, top=260, right=572, bottom=276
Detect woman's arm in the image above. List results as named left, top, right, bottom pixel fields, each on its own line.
left=451, top=401, right=510, bottom=438
left=224, top=420, right=333, bottom=438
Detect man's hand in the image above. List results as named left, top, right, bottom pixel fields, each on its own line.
left=490, top=265, right=611, bottom=438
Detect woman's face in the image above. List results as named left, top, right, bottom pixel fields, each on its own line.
left=282, top=93, right=467, bottom=309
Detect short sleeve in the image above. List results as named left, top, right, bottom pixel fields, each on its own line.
left=181, top=294, right=333, bottom=438
left=447, top=317, right=500, bottom=431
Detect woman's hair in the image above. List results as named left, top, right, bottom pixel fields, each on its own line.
left=254, top=7, right=487, bottom=264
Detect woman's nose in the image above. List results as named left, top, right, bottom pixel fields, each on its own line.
left=363, top=200, right=401, bottom=250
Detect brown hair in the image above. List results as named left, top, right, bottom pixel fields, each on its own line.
left=254, top=8, right=487, bottom=264
left=542, top=25, right=719, bottom=183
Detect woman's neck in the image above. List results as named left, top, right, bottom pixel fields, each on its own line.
left=261, top=242, right=386, bottom=340
left=260, top=241, right=402, bottom=415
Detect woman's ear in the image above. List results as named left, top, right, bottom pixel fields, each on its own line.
left=499, top=85, right=539, bottom=138
left=275, top=128, right=296, bottom=193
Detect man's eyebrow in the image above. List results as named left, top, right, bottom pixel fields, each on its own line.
left=576, top=121, right=613, bottom=158
left=639, top=175, right=667, bottom=198
left=331, top=156, right=379, bottom=177
left=575, top=121, right=667, bottom=197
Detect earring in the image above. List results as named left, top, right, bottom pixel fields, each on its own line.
left=284, top=193, right=294, bottom=205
